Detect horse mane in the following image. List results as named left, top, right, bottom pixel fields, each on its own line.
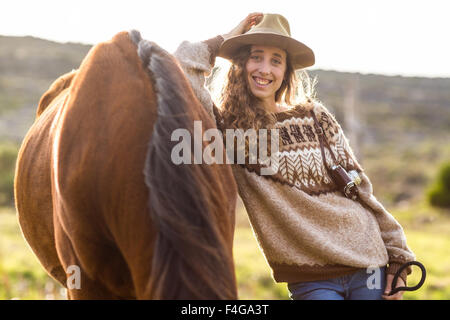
left=129, top=30, right=237, bottom=299
left=36, top=70, right=77, bottom=117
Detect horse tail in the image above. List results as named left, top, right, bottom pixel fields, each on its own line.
left=36, top=70, right=76, bottom=117
left=129, top=31, right=237, bottom=299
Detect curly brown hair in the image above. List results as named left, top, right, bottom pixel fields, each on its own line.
left=218, top=45, right=298, bottom=132
left=206, top=45, right=315, bottom=163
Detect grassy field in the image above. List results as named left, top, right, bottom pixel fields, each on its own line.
left=0, top=207, right=65, bottom=299
left=1, top=199, right=449, bottom=300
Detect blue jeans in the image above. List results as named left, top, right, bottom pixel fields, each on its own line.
left=288, top=267, right=386, bottom=300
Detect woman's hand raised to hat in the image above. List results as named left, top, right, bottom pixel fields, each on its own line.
left=222, top=12, right=263, bottom=40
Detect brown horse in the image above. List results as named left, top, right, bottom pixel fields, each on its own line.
left=14, top=30, right=238, bottom=299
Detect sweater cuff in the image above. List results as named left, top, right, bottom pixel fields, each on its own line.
left=202, top=35, right=224, bottom=66
left=386, top=262, right=410, bottom=285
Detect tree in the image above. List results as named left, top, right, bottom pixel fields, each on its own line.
left=0, top=142, right=18, bottom=206
left=427, top=162, right=450, bottom=208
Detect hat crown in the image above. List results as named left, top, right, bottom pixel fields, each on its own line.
left=247, top=14, right=291, bottom=37
left=218, top=13, right=315, bottom=69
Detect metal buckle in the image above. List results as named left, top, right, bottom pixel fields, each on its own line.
left=344, top=182, right=358, bottom=200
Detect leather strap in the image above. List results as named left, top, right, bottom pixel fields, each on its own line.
left=388, top=261, right=426, bottom=295
left=310, top=109, right=338, bottom=169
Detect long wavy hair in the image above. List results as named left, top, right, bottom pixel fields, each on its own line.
left=215, top=45, right=316, bottom=132
left=207, top=45, right=316, bottom=160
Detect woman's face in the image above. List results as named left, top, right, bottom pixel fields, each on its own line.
left=245, top=45, right=287, bottom=103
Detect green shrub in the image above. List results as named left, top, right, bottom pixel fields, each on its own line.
left=0, top=142, right=19, bottom=206
left=427, top=162, right=450, bottom=208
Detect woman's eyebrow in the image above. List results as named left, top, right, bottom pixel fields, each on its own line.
left=250, top=49, right=284, bottom=59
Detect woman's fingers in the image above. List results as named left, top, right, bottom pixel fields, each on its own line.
left=382, top=274, right=404, bottom=300
left=247, top=12, right=263, bottom=18
left=223, top=13, right=263, bottom=40
left=247, top=12, right=263, bottom=24
left=382, top=291, right=403, bottom=300
left=243, top=13, right=263, bottom=32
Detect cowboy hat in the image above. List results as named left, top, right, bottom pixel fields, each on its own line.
left=218, top=13, right=315, bottom=69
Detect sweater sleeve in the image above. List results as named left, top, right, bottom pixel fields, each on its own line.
left=314, top=101, right=416, bottom=283
left=172, top=35, right=224, bottom=120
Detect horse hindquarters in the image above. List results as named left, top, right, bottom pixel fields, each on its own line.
left=48, top=32, right=158, bottom=299
left=18, top=31, right=237, bottom=300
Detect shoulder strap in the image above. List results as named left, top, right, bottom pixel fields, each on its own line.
left=310, top=109, right=338, bottom=169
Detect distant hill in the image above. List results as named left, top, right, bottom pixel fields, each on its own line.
left=0, top=35, right=91, bottom=140
left=310, top=69, right=450, bottom=147
left=1, top=34, right=449, bottom=206
left=0, top=35, right=92, bottom=79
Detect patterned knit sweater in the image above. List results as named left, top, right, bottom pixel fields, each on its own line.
left=173, top=35, right=415, bottom=284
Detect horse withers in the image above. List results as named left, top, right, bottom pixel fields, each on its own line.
left=14, top=31, right=238, bottom=299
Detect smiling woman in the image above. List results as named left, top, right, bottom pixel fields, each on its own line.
left=173, top=12, right=417, bottom=300
left=218, top=13, right=314, bottom=134
left=219, top=42, right=300, bottom=136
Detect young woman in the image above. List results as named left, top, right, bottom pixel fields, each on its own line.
left=173, top=12, right=415, bottom=300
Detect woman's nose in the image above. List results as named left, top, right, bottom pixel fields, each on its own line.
left=259, top=64, right=271, bottom=76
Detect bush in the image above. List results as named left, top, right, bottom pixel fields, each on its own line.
left=427, top=162, right=450, bottom=208
left=0, top=142, right=19, bottom=206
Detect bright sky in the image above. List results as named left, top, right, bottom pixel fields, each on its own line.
left=1, top=0, right=449, bottom=78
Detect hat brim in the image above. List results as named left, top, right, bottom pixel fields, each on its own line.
left=218, top=32, right=315, bottom=69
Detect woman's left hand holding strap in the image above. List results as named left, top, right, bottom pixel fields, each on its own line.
left=382, top=274, right=405, bottom=300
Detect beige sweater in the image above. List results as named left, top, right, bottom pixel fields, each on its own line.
left=173, top=35, right=415, bottom=284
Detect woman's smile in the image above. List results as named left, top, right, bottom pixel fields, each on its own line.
left=252, top=76, right=273, bottom=87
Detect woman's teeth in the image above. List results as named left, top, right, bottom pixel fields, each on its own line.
left=253, top=76, right=272, bottom=86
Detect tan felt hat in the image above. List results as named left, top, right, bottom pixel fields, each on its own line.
left=218, top=13, right=315, bottom=70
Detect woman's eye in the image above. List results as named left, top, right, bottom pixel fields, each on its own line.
left=251, top=55, right=261, bottom=61
left=272, top=59, right=281, bottom=65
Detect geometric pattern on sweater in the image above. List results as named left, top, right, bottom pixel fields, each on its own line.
left=276, top=148, right=332, bottom=189
left=239, top=102, right=363, bottom=196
